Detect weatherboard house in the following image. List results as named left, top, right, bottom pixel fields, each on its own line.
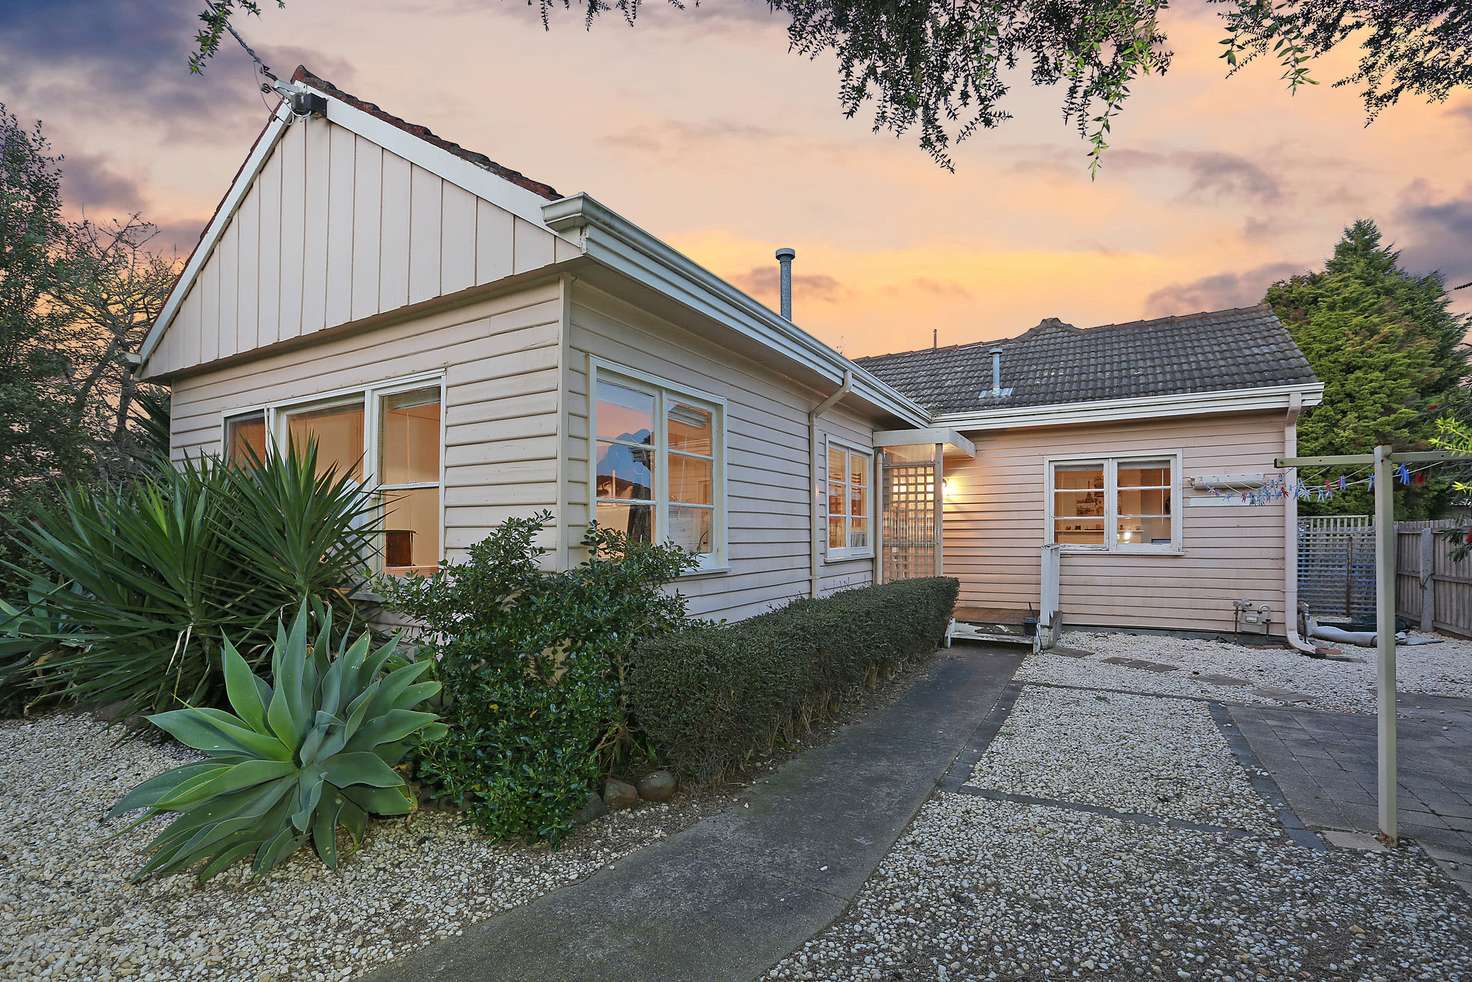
left=138, top=67, right=1325, bottom=643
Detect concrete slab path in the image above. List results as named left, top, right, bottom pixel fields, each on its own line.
left=361, top=646, right=1022, bottom=982
left=1230, top=692, right=1472, bottom=893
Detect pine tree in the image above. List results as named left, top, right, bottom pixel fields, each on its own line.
left=1266, top=219, right=1470, bottom=518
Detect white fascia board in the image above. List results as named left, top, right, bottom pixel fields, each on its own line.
left=933, top=382, right=1325, bottom=432
left=872, top=427, right=976, bottom=457
left=138, top=102, right=294, bottom=369
left=543, top=193, right=931, bottom=428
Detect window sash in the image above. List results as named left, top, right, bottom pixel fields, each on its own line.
left=1047, top=454, right=1179, bottom=553
left=590, top=362, right=726, bottom=571
left=826, top=439, right=873, bottom=559
left=242, top=373, right=445, bottom=575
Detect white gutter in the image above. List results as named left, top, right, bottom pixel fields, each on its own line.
left=810, top=370, right=854, bottom=597
left=1281, top=393, right=1327, bottom=655
left=543, top=193, right=929, bottom=428
left=934, top=382, right=1326, bottom=433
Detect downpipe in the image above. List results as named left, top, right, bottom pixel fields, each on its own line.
left=810, top=370, right=854, bottom=598
left=1282, top=394, right=1333, bottom=656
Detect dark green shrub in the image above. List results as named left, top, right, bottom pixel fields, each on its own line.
left=381, top=514, right=693, bottom=844
left=110, top=605, right=444, bottom=882
left=3, top=442, right=378, bottom=717
left=627, top=577, right=959, bottom=783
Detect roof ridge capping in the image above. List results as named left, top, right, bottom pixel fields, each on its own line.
left=290, top=66, right=561, bottom=201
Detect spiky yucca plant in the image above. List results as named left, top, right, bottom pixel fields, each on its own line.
left=109, top=607, right=446, bottom=881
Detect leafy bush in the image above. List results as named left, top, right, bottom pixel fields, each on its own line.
left=627, top=577, right=959, bottom=784
left=382, top=513, right=693, bottom=844
left=3, top=442, right=378, bottom=717
left=109, top=606, right=444, bottom=882
left=0, top=581, right=77, bottom=717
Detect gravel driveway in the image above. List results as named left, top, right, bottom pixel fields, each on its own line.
left=0, top=714, right=708, bottom=981
left=767, top=640, right=1472, bottom=981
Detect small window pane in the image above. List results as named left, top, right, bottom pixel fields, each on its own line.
left=596, top=440, right=654, bottom=501
left=1054, top=464, right=1104, bottom=491
left=1055, top=518, right=1106, bottom=545
left=828, top=447, right=844, bottom=481
left=596, top=501, right=654, bottom=543
left=668, top=402, right=712, bottom=455
left=848, top=517, right=869, bottom=549
left=381, top=487, right=440, bottom=575
left=380, top=388, right=441, bottom=485
left=1118, top=487, right=1172, bottom=517
left=668, top=505, right=713, bottom=555
left=285, top=402, right=364, bottom=480
left=226, top=414, right=266, bottom=467
left=827, top=485, right=844, bottom=517
left=1118, top=516, right=1173, bottom=546
left=828, top=517, right=845, bottom=549
left=1054, top=489, right=1106, bottom=518
left=849, top=483, right=867, bottom=519
left=669, top=454, right=713, bottom=505
left=596, top=380, right=655, bottom=445
left=848, top=452, right=868, bottom=486
left=1118, top=462, right=1171, bottom=487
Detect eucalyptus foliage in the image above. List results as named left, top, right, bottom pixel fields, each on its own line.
left=187, top=1, right=1472, bottom=171
left=110, top=607, right=445, bottom=881
left=4, top=442, right=378, bottom=717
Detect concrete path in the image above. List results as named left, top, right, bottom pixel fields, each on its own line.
left=363, top=646, right=1023, bottom=982
left=1230, top=692, right=1472, bottom=892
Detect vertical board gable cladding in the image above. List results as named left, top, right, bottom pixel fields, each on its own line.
left=145, top=115, right=571, bottom=378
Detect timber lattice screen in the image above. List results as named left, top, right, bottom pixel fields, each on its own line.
left=1297, top=519, right=1375, bottom=624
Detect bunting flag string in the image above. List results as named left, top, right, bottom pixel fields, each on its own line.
left=1200, top=460, right=1441, bottom=506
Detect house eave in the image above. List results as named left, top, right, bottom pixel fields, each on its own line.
left=933, top=382, right=1326, bottom=433
left=543, top=192, right=931, bottom=428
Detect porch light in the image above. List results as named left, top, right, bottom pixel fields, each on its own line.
left=942, top=477, right=956, bottom=501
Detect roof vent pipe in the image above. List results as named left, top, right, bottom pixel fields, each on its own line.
left=775, top=247, right=795, bottom=320
left=991, top=347, right=1003, bottom=396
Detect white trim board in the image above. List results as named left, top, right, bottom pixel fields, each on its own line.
left=935, top=382, right=1325, bottom=433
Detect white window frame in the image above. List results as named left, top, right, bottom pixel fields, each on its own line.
left=825, top=435, right=875, bottom=562
left=587, top=356, right=728, bottom=574
left=1044, top=451, right=1183, bottom=555
left=225, top=370, right=448, bottom=574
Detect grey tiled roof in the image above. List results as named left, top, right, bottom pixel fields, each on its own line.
left=855, top=305, right=1318, bottom=415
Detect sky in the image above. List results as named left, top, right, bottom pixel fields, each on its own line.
left=4, top=0, right=1469, bottom=358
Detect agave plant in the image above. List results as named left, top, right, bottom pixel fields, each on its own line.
left=109, top=607, right=446, bottom=881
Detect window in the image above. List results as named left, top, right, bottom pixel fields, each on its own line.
left=230, top=374, right=444, bottom=576
left=826, top=439, right=873, bottom=560
left=1047, top=454, right=1180, bottom=553
left=225, top=411, right=266, bottom=467
left=590, top=361, right=724, bottom=571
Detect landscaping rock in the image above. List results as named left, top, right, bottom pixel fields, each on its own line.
left=604, top=777, right=639, bottom=810
left=572, top=790, right=608, bottom=825
left=636, top=769, right=677, bottom=803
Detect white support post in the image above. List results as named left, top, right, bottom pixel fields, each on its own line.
left=932, top=443, right=945, bottom=577
left=1373, top=444, right=1398, bottom=844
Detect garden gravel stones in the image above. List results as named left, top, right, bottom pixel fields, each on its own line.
left=765, top=794, right=1472, bottom=981
left=0, top=714, right=707, bottom=981
left=1026, top=630, right=1472, bottom=713
left=967, top=685, right=1276, bottom=832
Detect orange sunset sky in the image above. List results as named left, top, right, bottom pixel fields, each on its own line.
left=5, top=0, right=1469, bottom=357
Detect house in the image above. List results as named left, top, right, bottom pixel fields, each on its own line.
left=138, top=67, right=1324, bottom=641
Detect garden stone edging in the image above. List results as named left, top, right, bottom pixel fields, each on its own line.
left=359, top=645, right=1023, bottom=982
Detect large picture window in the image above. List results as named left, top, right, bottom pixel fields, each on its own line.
left=225, top=374, right=444, bottom=576
left=1046, top=453, right=1180, bottom=553
left=590, top=360, right=725, bottom=572
left=826, top=439, right=873, bottom=560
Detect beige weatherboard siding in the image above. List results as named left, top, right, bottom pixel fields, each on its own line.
left=169, top=284, right=565, bottom=562
left=144, top=114, right=573, bottom=380
left=942, top=411, right=1290, bottom=636
left=563, top=282, right=881, bottom=622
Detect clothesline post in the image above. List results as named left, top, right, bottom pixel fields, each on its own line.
left=1372, top=444, right=1398, bottom=844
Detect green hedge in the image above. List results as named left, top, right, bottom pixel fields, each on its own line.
left=627, top=577, right=958, bottom=783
